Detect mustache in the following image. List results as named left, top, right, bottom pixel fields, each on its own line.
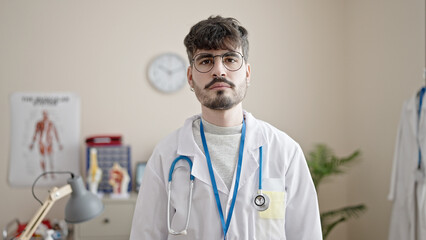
left=204, top=77, right=235, bottom=89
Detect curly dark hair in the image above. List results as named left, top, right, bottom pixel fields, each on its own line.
left=184, top=16, right=249, bottom=64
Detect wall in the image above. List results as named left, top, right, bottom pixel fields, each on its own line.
left=0, top=1, right=423, bottom=239
left=345, top=0, right=425, bottom=239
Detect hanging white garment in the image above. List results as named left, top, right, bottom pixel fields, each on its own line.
left=388, top=91, right=426, bottom=240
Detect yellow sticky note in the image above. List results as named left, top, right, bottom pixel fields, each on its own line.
left=258, top=191, right=285, bottom=219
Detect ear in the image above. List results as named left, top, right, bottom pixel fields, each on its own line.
left=187, top=66, right=194, bottom=88
left=245, top=63, right=251, bottom=85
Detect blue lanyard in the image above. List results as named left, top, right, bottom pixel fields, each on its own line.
left=418, top=87, right=426, bottom=168
left=200, top=119, right=246, bottom=239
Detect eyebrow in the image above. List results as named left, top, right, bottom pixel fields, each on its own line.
left=195, top=51, right=240, bottom=57
left=196, top=53, right=214, bottom=57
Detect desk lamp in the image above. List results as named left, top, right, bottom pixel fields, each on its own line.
left=18, top=175, right=104, bottom=240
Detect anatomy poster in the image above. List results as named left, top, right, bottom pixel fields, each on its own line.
left=9, top=93, right=80, bottom=187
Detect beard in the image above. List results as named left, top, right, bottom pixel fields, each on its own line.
left=203, top=90, right=235, bottom=110
left=193, top=77, right=248, bottom=110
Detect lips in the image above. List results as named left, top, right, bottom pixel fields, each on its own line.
left=209, top=83, right=231, bottom=90
left=204, top=77, right=235, bottom=89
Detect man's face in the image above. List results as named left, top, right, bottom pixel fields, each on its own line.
left=187, top=48, right=251, bottom=110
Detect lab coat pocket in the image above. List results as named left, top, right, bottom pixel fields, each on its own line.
left=256, top=178, right=286, bottom=239
left=259, top=191, right=285, bottom=219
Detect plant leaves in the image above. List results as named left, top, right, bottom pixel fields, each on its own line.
left=305, top=144, right=366, bottom=239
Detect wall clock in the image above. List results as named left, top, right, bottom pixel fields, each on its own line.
left=147, top=53, right=187, bottom=93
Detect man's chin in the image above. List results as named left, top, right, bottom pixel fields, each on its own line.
left=204, top=98, right=237, bottom=110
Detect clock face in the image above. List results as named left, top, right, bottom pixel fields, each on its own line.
left=148, top=53, right=188, bottom=93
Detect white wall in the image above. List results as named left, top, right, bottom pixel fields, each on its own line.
left=0, top=1, right=423, bottom=239
left=345, top=1, right=425, bottom=239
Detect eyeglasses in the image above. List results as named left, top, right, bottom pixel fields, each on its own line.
left=192, top=51, right=244, bottom=73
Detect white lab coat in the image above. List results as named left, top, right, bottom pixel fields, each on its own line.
left=388, top=93, right=426, bottom=240
left=130, top=112, right=322, bottom=240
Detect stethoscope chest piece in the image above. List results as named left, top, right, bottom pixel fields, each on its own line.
left=253, top=192, right=270, bottom=211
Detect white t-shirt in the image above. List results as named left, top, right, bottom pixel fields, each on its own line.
left=192, top=118, right=242, bottom=190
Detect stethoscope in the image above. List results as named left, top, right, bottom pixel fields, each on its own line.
left=167, top=155, right=194, bottom=235
left=253, top=145, right=270, bottom=211
left=167, top=118, right=269, bottom=238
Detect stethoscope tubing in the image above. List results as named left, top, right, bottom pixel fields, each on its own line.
left=259, top=146, right=263, bottom=191
left=253, top=145, right=270, bottom=211
left=167, top=155, right=194, bottom=235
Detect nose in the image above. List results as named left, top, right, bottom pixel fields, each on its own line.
left=210, top=56, right=227, bottom=77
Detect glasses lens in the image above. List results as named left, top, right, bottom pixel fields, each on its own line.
left=222, top=52, right=243, bottom=71
left=194, top=54, right=214, bottom=73
left=192, top=52, right=244, bottom=73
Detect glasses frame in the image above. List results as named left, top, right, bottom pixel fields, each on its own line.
left=191, top=51, right=245, bottom=73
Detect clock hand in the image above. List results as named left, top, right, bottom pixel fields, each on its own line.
left=158, top=65, right=172, bottom=75
left=170, top=66, right=185, bottom=74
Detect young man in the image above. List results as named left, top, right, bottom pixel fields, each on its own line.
left=130, top=16, right=322, bottom=239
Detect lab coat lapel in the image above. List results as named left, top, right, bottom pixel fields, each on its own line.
left=409, top=92, right=426, bottom=146
left=234, top=112, right=266, bottom=191
left=419, top=93, right=426, bottom=158
left=176, top=112, right=267, bottom=195
left=407, top=96, right=417, bottom=141
left=176, top=115, right=229, bottom=194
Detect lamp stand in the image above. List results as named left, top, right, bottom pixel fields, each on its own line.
left=19, top=184, right=72, bottom=240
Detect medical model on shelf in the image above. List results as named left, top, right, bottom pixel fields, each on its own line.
left=108, top=162, right=130, bottom=198
left=87, top=148, right=102, bottom=195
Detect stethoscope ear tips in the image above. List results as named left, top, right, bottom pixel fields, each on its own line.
left=253, top=192, right=270, bottom=211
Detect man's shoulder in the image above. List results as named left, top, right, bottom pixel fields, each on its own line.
left=249, top=118, right=301, bottom=163
left=252, top=117, right=303, bottom=162
left=252, top=116, right=298, bottom=145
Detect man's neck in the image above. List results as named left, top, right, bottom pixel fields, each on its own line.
left=201, top=104, right=244, bottom=127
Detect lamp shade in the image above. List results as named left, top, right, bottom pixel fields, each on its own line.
left=64, top=176, right=104, bottom=223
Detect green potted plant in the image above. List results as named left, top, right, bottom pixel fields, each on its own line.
left=306, top=144, right=367, bottom=239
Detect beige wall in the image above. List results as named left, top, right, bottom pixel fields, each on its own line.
left=0, top=1, right=423, bottom=239
left=345, top=1, right=425, bottom=239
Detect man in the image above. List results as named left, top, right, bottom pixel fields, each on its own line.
left=130, top=16, right=322, bottom=239
left=29, top=110, right=63, bottom=178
